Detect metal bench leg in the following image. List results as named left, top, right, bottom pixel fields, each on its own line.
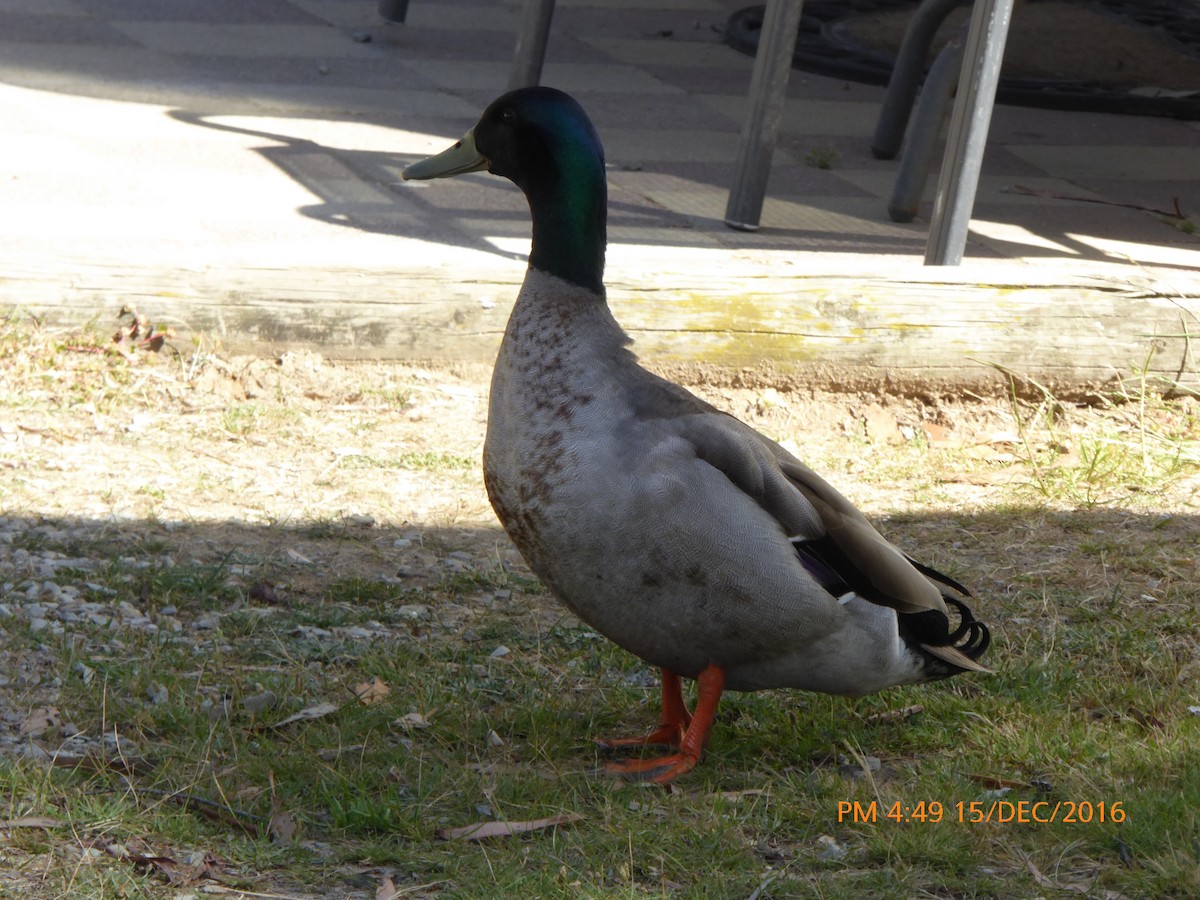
left=926, top=0, right=1016, bottom=264
left=378, top=0, right=410, bottom=24
left=724, top=0, right=806, bottom=231
left=509, top=0, right=556, bottom=90
left=872, top=0, right=971, bottom=160
left=887, top=32, right=965, bottom=222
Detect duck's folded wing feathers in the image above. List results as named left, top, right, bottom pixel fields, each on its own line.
left=666, top=410, right=990, bottom=673
left=774, top=449, right=991, bottom=672
left=677, top=413, right=949, bottom=619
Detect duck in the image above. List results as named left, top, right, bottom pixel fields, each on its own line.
left=402, top=87, right=990, bottom=783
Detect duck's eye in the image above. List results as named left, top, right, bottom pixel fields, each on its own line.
left=500, top=107, right=517, bottom=124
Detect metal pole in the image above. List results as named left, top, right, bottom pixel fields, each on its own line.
left=887, top=33, right=965, bottom=222
left=724, top=0, right=806, bottom=231
left=872, top=0, right=970, bottom=160
left=924, top=0, right=1016, bottom=265
left=508, top=0, right=556, bottom=90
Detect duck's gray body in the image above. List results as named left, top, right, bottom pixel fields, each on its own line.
left=485, top=272, right=943, bottom=695
left=404, top=86, right=988, bottom=715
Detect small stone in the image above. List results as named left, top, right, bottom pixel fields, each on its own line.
left=292, top=625, right=331, bottom=640
left=242, top=690, right=279, bottom=715
left=815, top=834, right=846, bottom=860
left=489, top=645, right=510, bottom=658
left=117, top=601, right=143, bottom=619
left=249, top=582, right=279, bottom=603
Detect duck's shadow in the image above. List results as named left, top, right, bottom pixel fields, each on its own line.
left=168, top=110, right=698, bottom=267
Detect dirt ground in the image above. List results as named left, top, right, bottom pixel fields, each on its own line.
left=1, top=329, right=1048, bottom=549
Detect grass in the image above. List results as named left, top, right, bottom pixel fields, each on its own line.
left=8, top=566, right=1200, bottom=898
left=2, top=314, right=1200, bottom=897
left=804, top=144, right=840, bottom=170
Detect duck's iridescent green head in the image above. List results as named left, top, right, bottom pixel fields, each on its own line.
left=404, top=87, right=608, bottom=295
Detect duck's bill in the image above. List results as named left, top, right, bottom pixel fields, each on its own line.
left=402, top=129, right=489, bottom=180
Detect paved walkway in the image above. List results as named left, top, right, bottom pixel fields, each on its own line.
left=2, top=0, right=1199, bottom=376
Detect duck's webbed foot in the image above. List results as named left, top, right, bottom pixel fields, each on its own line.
left=595, top=669, right=692, bottom=750
left=599, top=665, right=725, bottom=784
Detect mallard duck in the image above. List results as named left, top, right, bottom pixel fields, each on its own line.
left=403, top=87, right=990, bottom=783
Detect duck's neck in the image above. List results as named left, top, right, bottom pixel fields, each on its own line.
left=523, top=160, right=607, bottom=296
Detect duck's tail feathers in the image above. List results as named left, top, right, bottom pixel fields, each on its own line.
left=906, top=595, right=992, bottom=675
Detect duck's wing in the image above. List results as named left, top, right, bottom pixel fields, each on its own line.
left=674, top=410, right=989, bottom=671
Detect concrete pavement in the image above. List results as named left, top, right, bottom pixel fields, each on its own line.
left=2, top=0, right=1198, bottom=386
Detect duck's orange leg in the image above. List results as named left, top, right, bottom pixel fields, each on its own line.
left=596, top=669, right=692, bottom=750
left=603, top=665, right=725, bottom=784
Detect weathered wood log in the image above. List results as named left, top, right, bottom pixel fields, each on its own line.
left=4, top=259, right=1197, bottom=400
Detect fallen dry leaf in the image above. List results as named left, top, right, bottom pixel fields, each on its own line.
left=1018, top=849, right=1098, bottom=895
left=1127, top=706, right=1166, bottom=730
left=397, top=711, right=433, bottom=730
left=0, top=816, right=63, bottom=829
left=967, top=773, right=1035, bottom=791
left=269, top=798, right=297, bottom=845
left=19, top=706, right=62, bottom=738
left=435, top=812, right=584, bottom=842
left=268, top=769, right=296, bottom=845
left=920, top=422, right=960, bottom=448
left=715, top=789, right=767, bottom=802
left=355, top=677, right=391, bottom=705
left=269, top=701, right=339, bottom=729
left=862, top=704, right=924, bottom=724
left=858, top=405, right=902, bottom=444
left=106, top=844, right=236, bottom=888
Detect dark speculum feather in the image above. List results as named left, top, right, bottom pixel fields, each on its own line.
left=792, top=535, right=888, bottom=605
left=794, top=543, right=850, bottom=595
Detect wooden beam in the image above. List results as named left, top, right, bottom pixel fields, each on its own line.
left=3, top=260, right=1196, bottom=400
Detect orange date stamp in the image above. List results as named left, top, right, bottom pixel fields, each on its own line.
left=837, top=800, right=1126, bottom=825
